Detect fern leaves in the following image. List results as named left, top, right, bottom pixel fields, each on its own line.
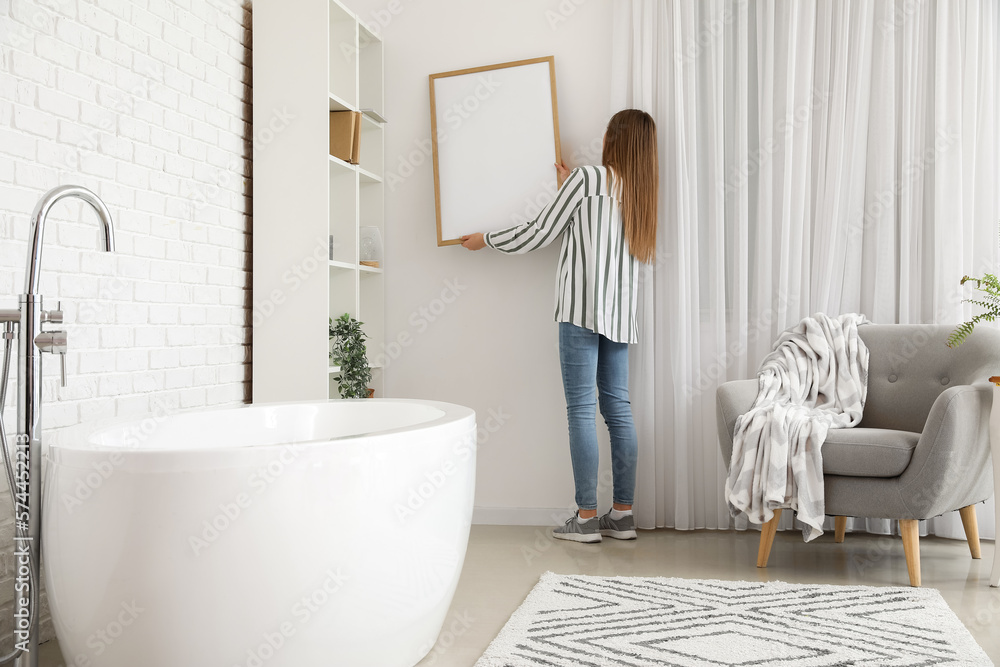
left=949, top=273, right=1000, bottom=347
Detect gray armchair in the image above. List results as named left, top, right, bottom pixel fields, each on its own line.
left=716, top=324, right=999, bottom=586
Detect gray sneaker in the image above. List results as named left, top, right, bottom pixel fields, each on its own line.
left=552, top=514, right=602, bottom=543
left=599, top=512, right=637, bottom=540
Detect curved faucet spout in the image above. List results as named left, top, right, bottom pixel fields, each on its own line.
left=24, top=185, right=116, bottom=296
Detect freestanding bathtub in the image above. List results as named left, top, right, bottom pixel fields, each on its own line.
left=42, top=399, right=477, bottom=667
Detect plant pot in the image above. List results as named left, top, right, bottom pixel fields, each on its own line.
left=366, top=388, right=375, bottom=399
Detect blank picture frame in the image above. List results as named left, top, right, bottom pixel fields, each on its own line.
left=430, top=56, right=562, bottom=246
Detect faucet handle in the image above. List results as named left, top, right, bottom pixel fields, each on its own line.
left=42, top=301, right=63, bottom=324
left=35, top=330, right=67, bottom=352
left=35, top=331, right=68, bottom=387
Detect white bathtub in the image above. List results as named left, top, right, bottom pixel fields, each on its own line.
left=42, top=399, right=477, bottom=667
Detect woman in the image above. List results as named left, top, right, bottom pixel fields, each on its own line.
left=461, top=109, right=658, bottom=543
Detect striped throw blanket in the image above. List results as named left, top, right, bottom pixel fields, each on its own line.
left=726, top=313, right=870, bottom=541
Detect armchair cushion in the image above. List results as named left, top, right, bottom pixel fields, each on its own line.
left=821, top=428, right=917, bottom=477
left=718, top=385, right=918, bottom=477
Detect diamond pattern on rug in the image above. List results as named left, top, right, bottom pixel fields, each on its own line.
left=474, top=572, right=992, bottom=666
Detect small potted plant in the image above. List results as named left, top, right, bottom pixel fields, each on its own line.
left=329, top=313, right=373, bottom=398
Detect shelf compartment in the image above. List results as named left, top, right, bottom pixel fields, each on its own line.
left=359, top=270, right=384, bottom=366
left=358, top=120, right=383, bottom=179
left=328, top=269, right=358, bottom=328
left=329, top=0, right=357, bottom=108
left=358, top=21, right=382, bottom=117
left=329, top=168, right=357, bottom=265
left=360, top=179, right=384, bottom=231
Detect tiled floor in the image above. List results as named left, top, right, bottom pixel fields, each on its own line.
left=39, top=526, right=999, bottom=666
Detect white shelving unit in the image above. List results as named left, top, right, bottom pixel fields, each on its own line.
left=253, top=0, right=385, bottom=402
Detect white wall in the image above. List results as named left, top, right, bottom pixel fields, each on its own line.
left=343, top=0, right=615, bottom=523
left=0, top=0, right=250, bottom=649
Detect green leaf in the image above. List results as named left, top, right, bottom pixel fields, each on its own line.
left=949, top=271, right=1000, bottom=347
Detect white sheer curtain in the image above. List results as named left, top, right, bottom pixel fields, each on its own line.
left=613, top=0, right=1000, bottom=539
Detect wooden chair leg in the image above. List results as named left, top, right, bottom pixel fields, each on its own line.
left=900, top=519, right=921, bottom=587
left=757, top=509, right=782, bottom=568
left=958, top=505, right=982, bottom=559
left=834, top=516, right=847, bottom=543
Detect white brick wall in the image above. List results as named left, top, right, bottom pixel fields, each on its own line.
left=0, top=0, right=251, bottom=652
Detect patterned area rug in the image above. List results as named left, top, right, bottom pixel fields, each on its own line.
left=475, top=572, right=992, bottom=666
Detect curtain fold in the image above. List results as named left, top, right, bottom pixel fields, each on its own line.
left=613, top=0, right=1000, bottom=539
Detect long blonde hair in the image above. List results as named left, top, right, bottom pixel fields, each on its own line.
left=602, top=109, right=658, bottom=263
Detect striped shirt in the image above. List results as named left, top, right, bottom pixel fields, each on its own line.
left=485, top=165, right=639, bottom=344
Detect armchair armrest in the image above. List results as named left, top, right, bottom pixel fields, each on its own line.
left=898, top=383, right=994, bottom=519
left=716, top=379, right=759, bottom=468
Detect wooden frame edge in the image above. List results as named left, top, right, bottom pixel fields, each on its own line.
left=429, top=73, right=446, bottom=246
left=548, top=57, right=562, bottom=186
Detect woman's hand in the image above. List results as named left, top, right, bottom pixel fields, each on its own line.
left=460, top=233, right=486, bottom=251
left=555, top=160, right=570, bottom=187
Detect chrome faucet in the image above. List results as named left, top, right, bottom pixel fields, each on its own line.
left=0, top=185, right=115, bottom=667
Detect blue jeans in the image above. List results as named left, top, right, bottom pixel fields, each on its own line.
left=558, top=322, right=638, bottom=511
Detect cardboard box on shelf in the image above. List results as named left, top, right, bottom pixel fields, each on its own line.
left=330, top=111, right=361, bottom=164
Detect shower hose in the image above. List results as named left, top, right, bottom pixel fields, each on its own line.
left=0, top=321, right=38, bottom=664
